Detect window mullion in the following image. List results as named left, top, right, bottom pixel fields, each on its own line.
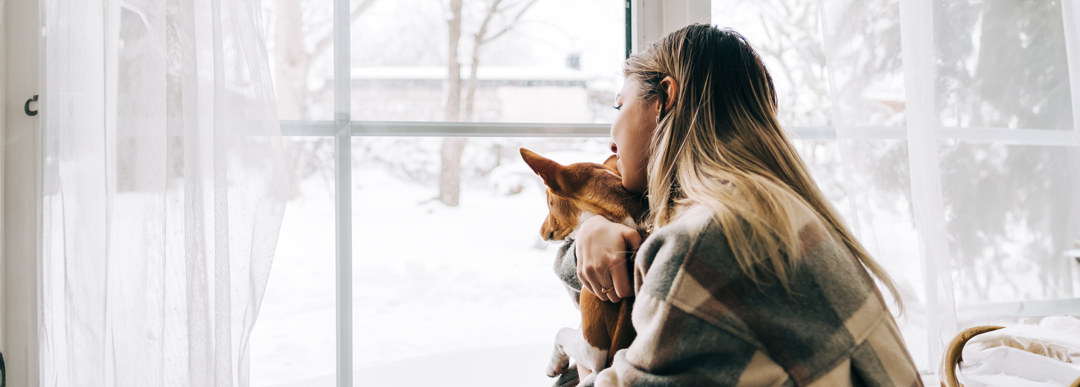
left=333, top=0, right=353, bottom=386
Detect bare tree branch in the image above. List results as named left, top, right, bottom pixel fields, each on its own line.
left=477, top=0, right=505, bottom=41
left=481, top=0, right=539, bottom=45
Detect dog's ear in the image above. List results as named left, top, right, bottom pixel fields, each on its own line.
left=520, top=148, right=565, bottom=192
left=602, top=154, right=619, bottom=175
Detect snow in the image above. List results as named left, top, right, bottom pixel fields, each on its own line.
left=250, top=156, right=594, bottom=386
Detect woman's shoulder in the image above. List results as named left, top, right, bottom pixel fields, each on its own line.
left=633, top=204, right=726, bottom=298
left=636, top=204, right=716, bottom=263
left=644, top=203, right=718, bottom=241
left=634, top=203, right=906, bottom=383
left=636, top=203, right=731, bottom=269
left=635, top=199, right=888, bottom=318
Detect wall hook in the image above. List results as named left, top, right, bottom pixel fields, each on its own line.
left=24, top=95, right=38, bottom=116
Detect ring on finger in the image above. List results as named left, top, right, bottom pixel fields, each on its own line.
left=600, top=286, right=613, bottom=294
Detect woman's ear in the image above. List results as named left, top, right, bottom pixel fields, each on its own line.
left=659, top=76, right=678, bottom=111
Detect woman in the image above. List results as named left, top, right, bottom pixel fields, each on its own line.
left=553, top=25, right=923, bottom=386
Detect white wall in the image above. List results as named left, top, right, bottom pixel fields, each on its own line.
left=4, top=0, right=41, bottom=385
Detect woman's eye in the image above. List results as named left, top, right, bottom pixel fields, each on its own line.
left=613, top=105, right=622, bottom=111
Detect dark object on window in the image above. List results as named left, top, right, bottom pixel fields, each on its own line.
left=1, top=351, right=6, bottom=387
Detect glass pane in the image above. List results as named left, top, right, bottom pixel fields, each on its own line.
left=349, top=0, right=625, bottom=124
left=261, top=0, right=335, bottom=120
left=711, top=0, right=833, bottom=127
left=251, top=138, right=337, bottom=386
left=792, top=140, right=849, bottom=220
left=934, top=0, right=1073, bottom=130
left=818, top=0, right=906, bottom=128
left=940, top=142, right=1080, bottom=307
left=350, top=136, right=609, bottom=385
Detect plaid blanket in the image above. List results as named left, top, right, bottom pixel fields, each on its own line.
left=555, top=205, right=922, bottom=387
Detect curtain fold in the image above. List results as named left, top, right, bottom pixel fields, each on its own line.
left=40, top=0, right=288, bottom=385
left=815, top=0, right=1080, bottom=372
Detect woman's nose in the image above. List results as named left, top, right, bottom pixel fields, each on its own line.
left=610, top=141, right=618, bottom=154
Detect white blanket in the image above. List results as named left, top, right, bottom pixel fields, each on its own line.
left=959, top=316, right=1080, bottom=387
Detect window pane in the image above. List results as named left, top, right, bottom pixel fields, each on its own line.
left=711, top=0, right=833, bottom=127
left=349, top=0, right=625, bottom=124
left=350, top=136, right=608, bottom=385
left=934, top=1, right=1073, bottom=130
left=817, top=0, right=907, bottom=128
left=261, top=0, right=335, bottom=120
left=251, top=138, right=337, bottom=386
left=940, top=142, right=1080, bottom=307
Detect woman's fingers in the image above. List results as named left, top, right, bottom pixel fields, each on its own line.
left=576, top=215, right=640, bottom=303
left=581, top=246, right=630, bottom=303
left=579, top=258, right=610, bottom=302
left=600, top=250, right=625, bottom=303
left=623, top=227, right=643, bottom=251
left=609, top=258, right=631, bottom=300
left=612, top=227, right=640, bottom=299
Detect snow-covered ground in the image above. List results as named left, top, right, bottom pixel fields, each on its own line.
left=249, top=138, right=1075, bottom=386
left=248, top=140, right=932, bottom=387
left=251, top=149, right=603, bottom=387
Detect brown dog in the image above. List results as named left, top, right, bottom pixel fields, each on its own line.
left=520, top=148, right=649, bottom=382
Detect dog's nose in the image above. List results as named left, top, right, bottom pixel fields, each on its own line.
left=547, top=231, right=554, bottom=240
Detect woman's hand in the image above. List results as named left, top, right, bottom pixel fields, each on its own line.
left=576, top=215, right=642, bottom=303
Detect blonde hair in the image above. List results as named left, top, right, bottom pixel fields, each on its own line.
left=627, top=24, right=901, bottom=308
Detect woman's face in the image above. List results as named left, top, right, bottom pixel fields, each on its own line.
left=611, top=76, right=659, bottom=194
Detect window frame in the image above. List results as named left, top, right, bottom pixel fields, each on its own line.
left=297, top=0, right=1080, bottom=384
left=314, top=1, right=717, bottom=385
left=303, top=0, right=1080, bottom=384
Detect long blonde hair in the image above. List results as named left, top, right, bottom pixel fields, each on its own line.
left=627, top=24, right=901, bottom=307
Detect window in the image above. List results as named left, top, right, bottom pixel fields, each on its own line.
left=252, top=0, right=627, bottom=385
left=250, top=0, right=1080, bottom=384
left=714, top=0, right=1080, bottom=373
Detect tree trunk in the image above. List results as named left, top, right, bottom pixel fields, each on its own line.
left=440, top=0, right=466, bottom=206
left=439, top=138, right=467, bottom=206
left=275, top=0, right=307, bottom=120
left=275, top=0, right=310, bottom=199
left=465, top=0, right=502, bottom=122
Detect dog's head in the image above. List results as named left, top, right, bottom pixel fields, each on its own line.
left=520, top=148, right=645, bottom=241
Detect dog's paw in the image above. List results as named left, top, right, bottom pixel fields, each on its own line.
left=546, top=362, right=568, bottom=377
left=546, top=342, right=571, bottom=377
left=546, top=355, right=570, bottom=377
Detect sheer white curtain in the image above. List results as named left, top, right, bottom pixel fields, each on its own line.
left=819, top=0, right=1080, bottom=371
left=40, top=0, right=288, bottom=385
left=714, top=0, right=1080, bottom=373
